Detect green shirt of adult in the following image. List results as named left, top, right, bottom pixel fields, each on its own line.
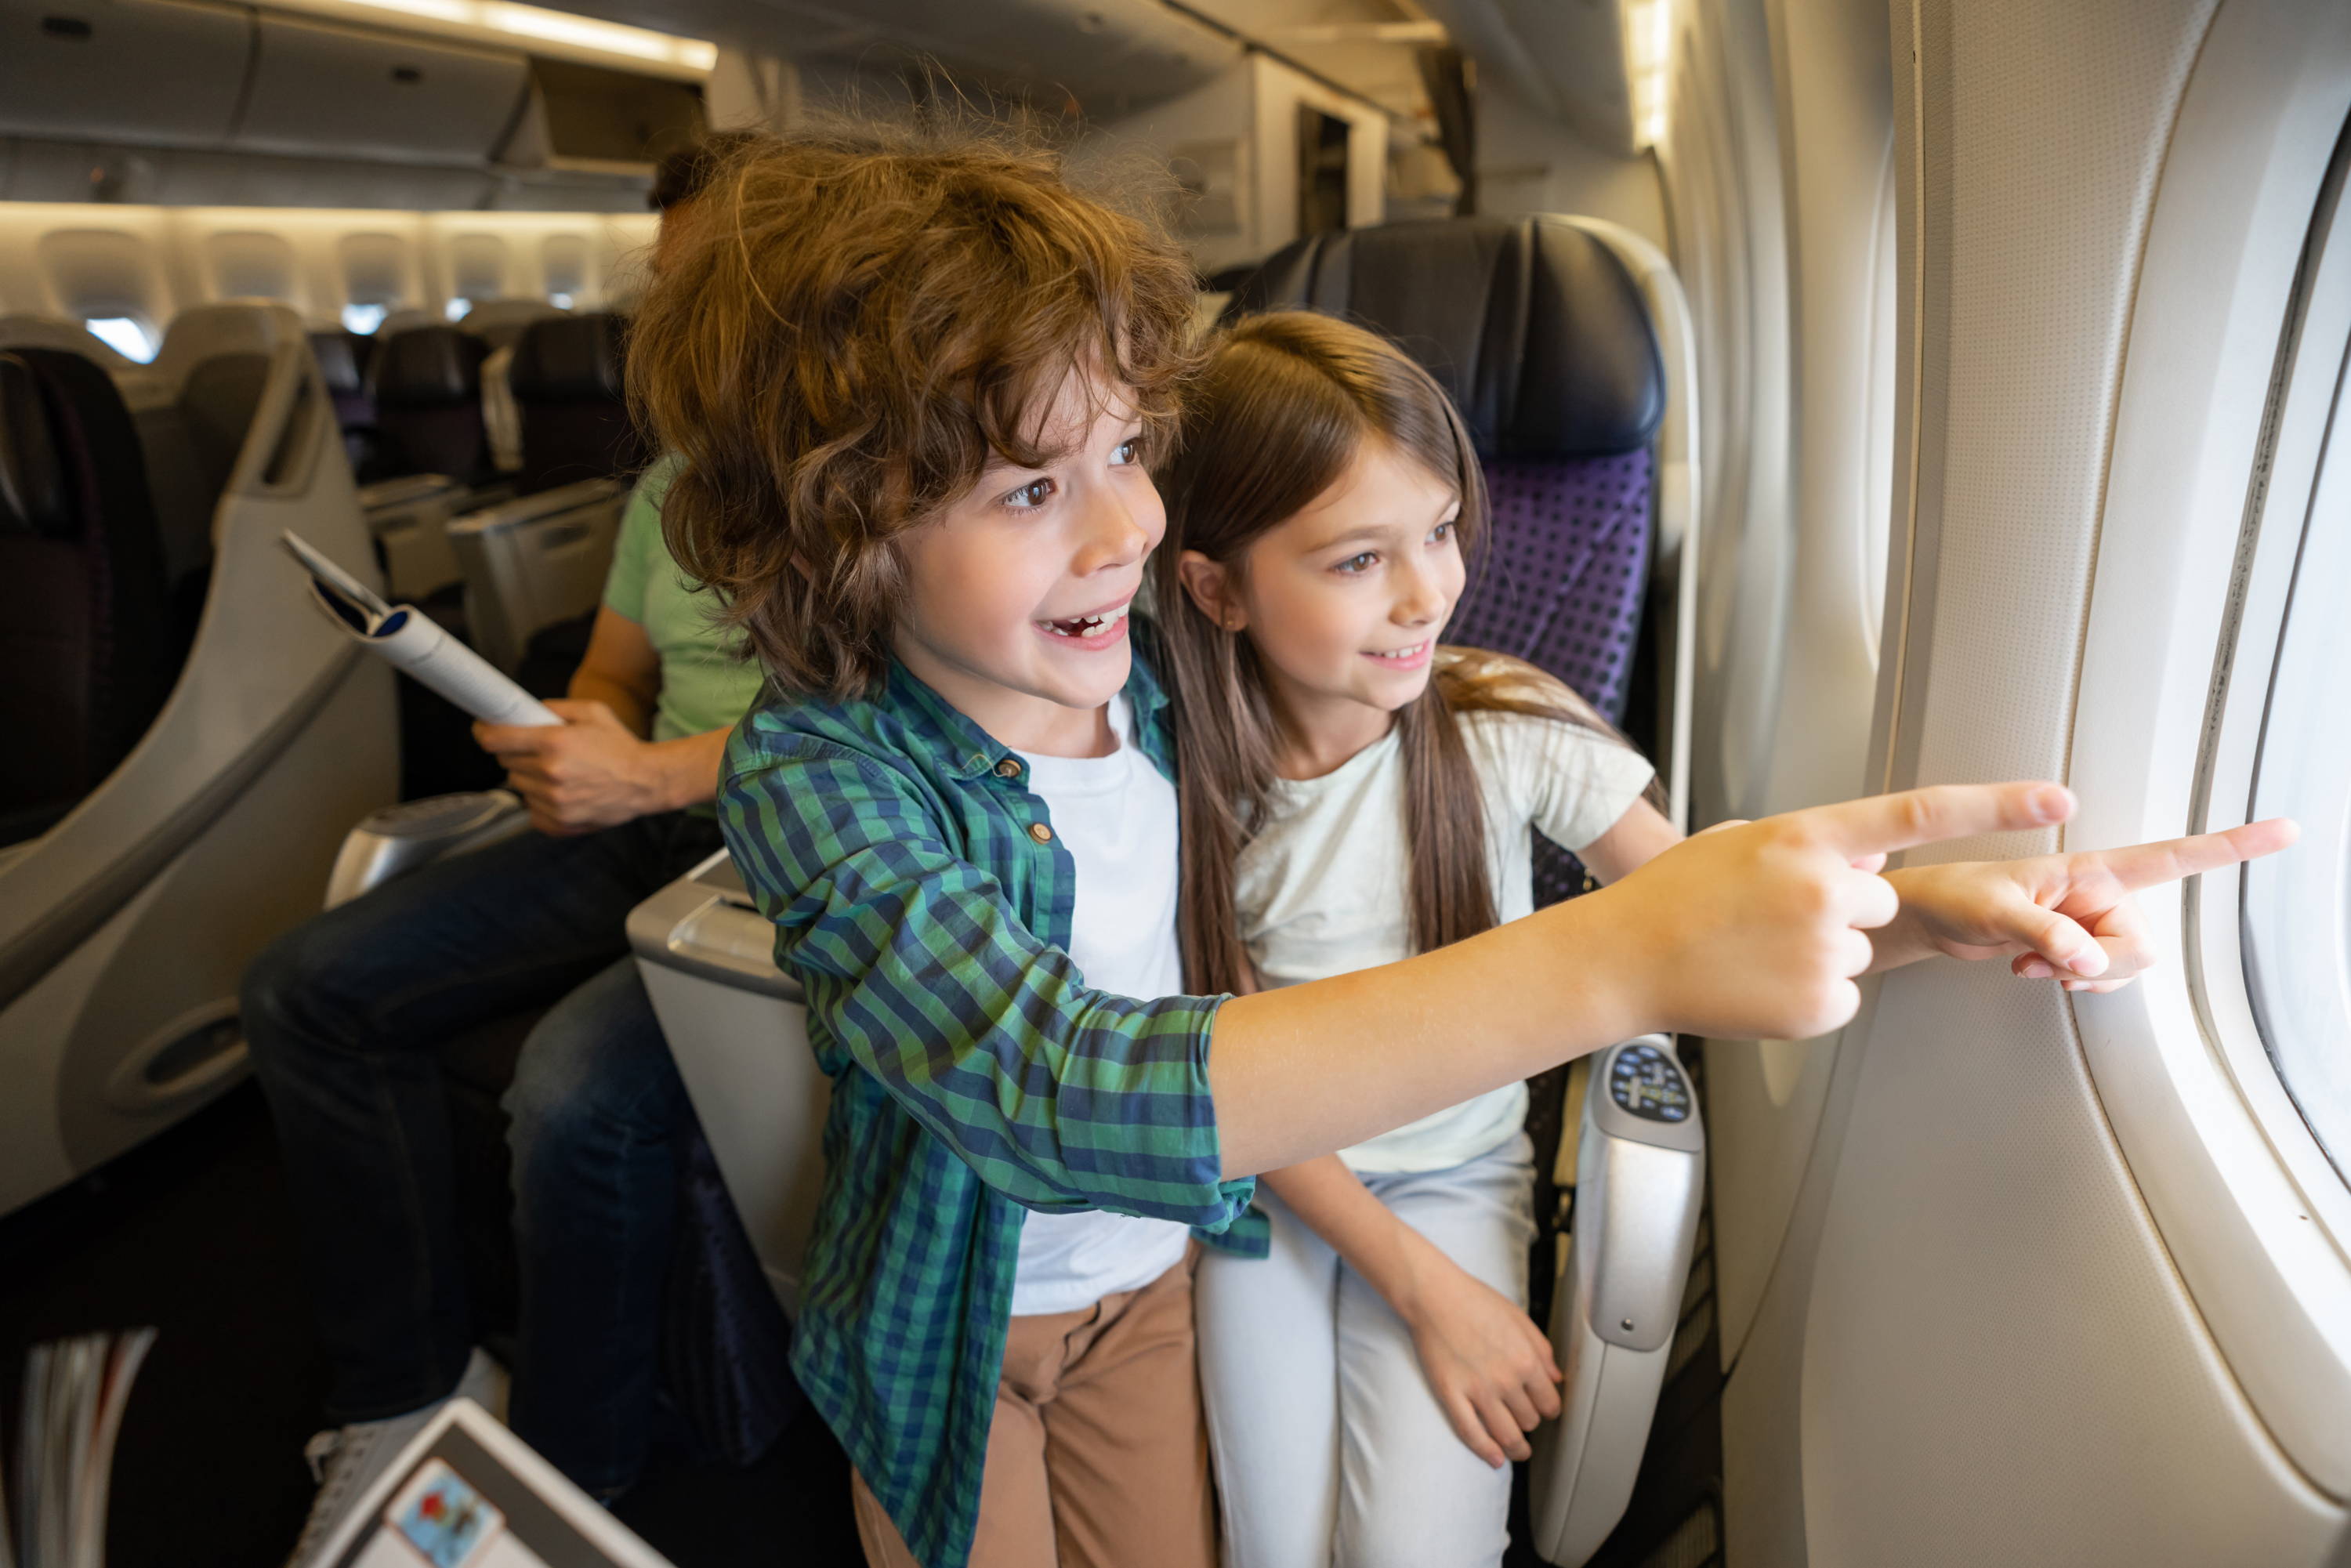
left=602, top=454, right=768, bottom=745
left=471, top=454, right=767, bottom=834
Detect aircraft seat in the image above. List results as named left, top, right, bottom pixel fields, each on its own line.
left=0, top=349, right=178, bottom=846
left=370, top=324, right=497, bottom=486
left=0, top=303, right=398, bottom=1221
left=445, top=314, right=643, bottom=673
left=310, top=328, right=383, bottom=480
left=458, top=298, right=570, bottom=355
left=506, top=313, right=646, bottom=495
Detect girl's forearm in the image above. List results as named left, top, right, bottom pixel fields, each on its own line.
left=1261, top=1157, right=1437, bottom=1317
left=1212, top=893, right=1644, bottom=1178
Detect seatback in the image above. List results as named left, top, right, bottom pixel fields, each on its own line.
left=1230, top=216, right=1666, bottom=726
left=0, top=348, right=178, bottom=843
left=458, top=298, right=567, bottom=354
left=505, top=313, right=645, bottom=494
left=370, top=325, right=493, bottom=483
left=310, top=329, right=381, bottom=479
left=1229, top=216, right=1667, bottom=909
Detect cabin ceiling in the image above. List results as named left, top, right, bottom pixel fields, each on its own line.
left=538, top=0, right=1445, bottom=123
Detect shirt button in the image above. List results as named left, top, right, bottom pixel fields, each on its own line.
left=995, top=758, right=1022, bottom=779
left=1028, top=822, right=1053, bottom=845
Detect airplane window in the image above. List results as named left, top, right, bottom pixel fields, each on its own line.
left=448, top=234, right=510, bottom=314
left=542, top=234, right=589, bottom=306
left=2240, top=337, right=2351, bottom=1184
left=342, top=302, right=389, bottom=335
left=84, top=317, right=158, bottom=363
left=205, top=230, right=298, bottom=302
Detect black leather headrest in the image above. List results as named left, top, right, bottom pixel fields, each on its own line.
left=508, top=313, right=628, bottom=404
left=372, top=326, right=487, bottom=408
left=310, top=331, right=364, bottom=394
left=1226, top=218, right=1665, bottom=459
left=0, top=353, right=73, bottom=539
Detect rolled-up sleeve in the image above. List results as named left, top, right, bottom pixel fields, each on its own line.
left=719, top=737, right=1255, bottom=1230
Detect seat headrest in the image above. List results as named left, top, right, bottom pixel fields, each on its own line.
left=373, top=327, right=487, bottom=408
left=508, top=314, right=628, bottom=404
left=310, top=331, right=364, bottom=394
left=0, top=353, right=72, bottom=539
left=1226, top=218, right=1665, bottom=459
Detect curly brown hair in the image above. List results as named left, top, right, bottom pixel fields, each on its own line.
left=627, top=121, right=1202, bottom=697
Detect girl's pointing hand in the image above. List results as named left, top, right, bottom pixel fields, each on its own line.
left=1884, top=817, right=2298, bottom=991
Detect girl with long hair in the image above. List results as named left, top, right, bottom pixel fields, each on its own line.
left=1157, top=310, right=1684, bottom=1566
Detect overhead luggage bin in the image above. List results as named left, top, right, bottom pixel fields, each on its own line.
left=0, top=302, right=397, bottom=1220
left=0, top=0, right=249, bottom=148
left=235, top=13, right=530, bottom=164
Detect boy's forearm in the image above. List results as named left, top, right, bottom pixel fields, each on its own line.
left=1212, top=895, right=1645, bottom=1179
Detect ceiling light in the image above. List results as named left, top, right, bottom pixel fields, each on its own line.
left=287, top=0, right=717, bottom=73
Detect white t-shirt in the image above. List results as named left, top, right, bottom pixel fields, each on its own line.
left=1008, top=695, right=1195, bottom=1316
left=1235, top=664, right=1656, bottom=1175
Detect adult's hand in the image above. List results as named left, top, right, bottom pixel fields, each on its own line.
left=473, top=699, right=668, bottom=836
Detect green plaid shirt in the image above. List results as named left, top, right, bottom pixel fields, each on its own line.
left=715, top=635, right=1260, bottom=1568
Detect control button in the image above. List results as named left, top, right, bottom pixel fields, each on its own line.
left=1607, top=1044, right=1691, bottom=1124
left=1028, top=822, right=1054, bottom=844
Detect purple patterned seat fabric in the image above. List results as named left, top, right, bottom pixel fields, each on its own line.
left=1450, top=452, right=1654, bottom=908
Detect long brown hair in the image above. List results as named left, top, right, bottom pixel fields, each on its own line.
left=1155, top=311, right=1638, bottom=995
left=628, top=119, right=1201, bottom=697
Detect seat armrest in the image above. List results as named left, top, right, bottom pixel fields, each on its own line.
left=446, top=478, right=628, bottom=673
left=324, top=789, right=531, bottom=910
left=357, top=473, right=467, bottom=512
left=1527, top=1035, right=1705, bottom=1566
left=627, top=851, right=803, bottom=1001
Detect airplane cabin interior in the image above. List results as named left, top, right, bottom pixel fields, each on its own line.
left=1, top=0, right=2347, bottom=1565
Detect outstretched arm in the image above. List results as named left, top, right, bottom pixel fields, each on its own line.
left=1211, top=782, right=2086, bottom=1175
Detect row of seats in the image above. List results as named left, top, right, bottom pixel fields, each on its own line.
left=311, top=309, right=644, bottom=494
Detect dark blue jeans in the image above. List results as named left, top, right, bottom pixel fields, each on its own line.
left=240, top=809, right=724, bottom=1494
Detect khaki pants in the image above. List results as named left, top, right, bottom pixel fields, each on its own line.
left=853, top=1248, right=1218, bottom=1568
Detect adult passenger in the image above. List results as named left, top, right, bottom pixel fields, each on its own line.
left=241, top=133, right=768, bottom=1561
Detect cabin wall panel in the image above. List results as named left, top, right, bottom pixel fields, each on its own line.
left=1476, top=75, right=1668, bottom=251
left=0, top=201, right=657, bottom=335
left=1723, top=0, right=2351, bottom=1563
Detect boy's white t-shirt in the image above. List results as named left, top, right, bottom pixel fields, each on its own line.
left=1008, top=694, right=1195, bottom=1316
left=1235, top=674, right=1656, bottom=1175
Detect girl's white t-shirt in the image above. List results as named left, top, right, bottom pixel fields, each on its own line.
left=1235, top=682, right=1656, bottom=1175
left=1007, top=695, right=1195, bottom=1316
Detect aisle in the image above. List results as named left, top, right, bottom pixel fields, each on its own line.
left=0, top=1081, right=864, bottom=1568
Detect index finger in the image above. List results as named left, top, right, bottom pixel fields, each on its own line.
left=2083, top=817, right=2298, bottom=893
left=1792, top=781, right=2076, bottom=859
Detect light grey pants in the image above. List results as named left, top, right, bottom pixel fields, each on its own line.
left=1195, top=1133, right=1538, bottom=1568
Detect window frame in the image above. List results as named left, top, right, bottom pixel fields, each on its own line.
left=2066, top=3, right=2351, bottom=1498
